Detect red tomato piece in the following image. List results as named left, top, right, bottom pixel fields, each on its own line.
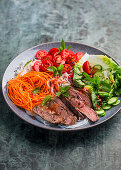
left=53, top=55, right=65, bottom=67
left=40, top=60, right=53, bottom=71
left=33, top=61, right=42, bottom=72
left=44, top=54, right=53, bottom=61
left=36, top=50, right=47, bottom=60
left=68, top=50, right=74, bottom=55
left=48, top=48, right=59, bottom=56
left=76, top=51, right=84, bottom=62
left=68, top=72, right=74, bottom=81
left=60, top=49, right=70, bottom=59
left=82, top=61, right=91, bottom=74
left=62, top=64, right=71, bottom=74
left=66, top=54, right=77, bottom=66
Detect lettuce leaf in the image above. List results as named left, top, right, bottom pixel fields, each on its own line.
left=73, top=63, right=85, bottom=87
left=88, top=55, right=121, bottom=74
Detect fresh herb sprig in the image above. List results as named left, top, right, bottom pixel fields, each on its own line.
left=58, top=39, right=72, bottom=53
left=47, top=64, right=64, bottom=77
left=24, top=60, right=33, bottom=67
left=55, top=85, right=70, bottom=97
left=41, top=95, right=51, bottom=106
left=32, top=87, right=40, bottom=94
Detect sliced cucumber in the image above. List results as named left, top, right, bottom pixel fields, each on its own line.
left=98, top=91, right=109, bottom=97
left=93, top=64, right=102, bottom=71
left=108, top=97, right=118, bottom=105
left=93, top=71, right=104, bottom=79
left=102, top=104, right=111, bottom=110
left=96, top=109, right=105, bottom=117
left=112, top=99, right=121, bottom=106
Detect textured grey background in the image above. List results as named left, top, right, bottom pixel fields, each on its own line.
left=1, top=0, right=121, bottom=170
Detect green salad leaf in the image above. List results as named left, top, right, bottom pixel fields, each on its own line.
left=73, top=63, right=85, bottom=87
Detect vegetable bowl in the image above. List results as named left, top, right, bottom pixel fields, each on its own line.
left=2, top=41, right=121, bottom=131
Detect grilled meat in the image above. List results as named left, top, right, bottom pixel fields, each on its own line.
left=60, top=87, right=99, bottom=122
left=68, top=87, right=92, bottom=107
left=33, top=97, right=77, bottom=125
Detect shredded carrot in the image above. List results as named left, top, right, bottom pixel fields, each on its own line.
left=7, top=71, right=54, bottom=112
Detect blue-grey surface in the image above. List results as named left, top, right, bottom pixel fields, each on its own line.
left=1, top=0, right=121, bottom=170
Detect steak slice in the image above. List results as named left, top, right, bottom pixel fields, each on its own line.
left=61, top=95, right=99, bottom=122
left=70, top=97, right=99, bottom=122
left=60, top=96, right=85, bottom=120
left=33, top=97, right=77, bottom=125
left=68, top=87, right=92, bottom=107
left=33, top=106, right=63, bottom=124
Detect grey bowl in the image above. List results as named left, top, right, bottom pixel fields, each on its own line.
left=2, top=42, right=121, bottom=131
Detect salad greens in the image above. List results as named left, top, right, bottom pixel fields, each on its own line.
left=73, top=55, right=121, bottom=113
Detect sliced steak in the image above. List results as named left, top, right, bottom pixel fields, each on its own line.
left=70, top=97, right=99, bottom=122
left=33, top=106, right=63, bottom=124
left=68, top=87, right=92, bottom=107
left=33, top=97, right=77, bottom=125
left=60, top=96, right=85, bottom=120
left=61, top=94, right=99, bottom=122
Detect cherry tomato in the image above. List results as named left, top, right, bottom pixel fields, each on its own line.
left=66, top=54, right=77, bottom=66
left=76, top=51, right=84, bottom=62
left=48, top=48, right=59, bottom=56
left=62, top=64, right=71, bottom=74
left=82, top=61, right=91, bottom=74
left=53, top=55, right=65, bottom=67
left=40, top=60, right=53, bottom=71
left=33, top=61, right=42, bottom=72
left=36, top=50, right=47, bottom=60
left=60, top=49, right=70, bottom=59
left=68, top=72, right=74, bottom=81
left=68, top=50, right=74, bottom=55
left=44, top=54, right=53, bottom=61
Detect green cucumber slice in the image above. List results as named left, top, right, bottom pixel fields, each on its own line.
left=93, top=64, right=102, bottom=71
left=96, top=109, right=105, bottom=117
left=98, top=91, right=109, bottom=97
left=112, top=99, right=121, bottom=106
left=102, top=104, right=111, bottom=110
left=108, top=97, right=118, bottom=105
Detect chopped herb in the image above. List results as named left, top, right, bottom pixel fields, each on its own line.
left=66, top=45, right=72, bottom=50
left=57, top=39, right=72, bottom=53
left=55, top=92, right=62, bottom=97
left=47, top=64, right=64, bottom=77
left=32, top=87, right=40, bottom=94
left=24, top=60, right=32, bottom=67
left=58, top=64, right=64, bottom=76
left=41, top=95, right=51, bottom=106
left=63, top=92, right=69, bottom=97
left=55, top=85, right=70, bottom=97
left=47, top=66, right=58, bottom=76
left=61, top=39, right=65, bottom=49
